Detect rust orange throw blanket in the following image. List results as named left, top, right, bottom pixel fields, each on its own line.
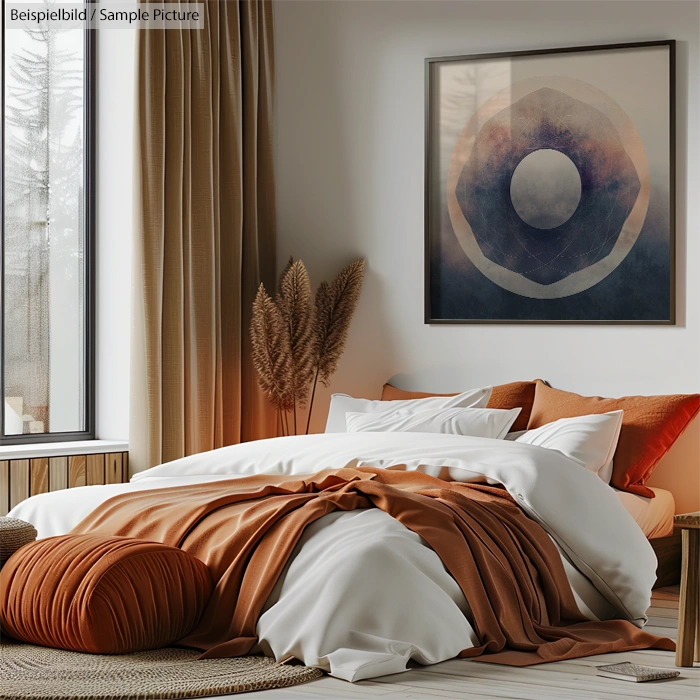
left=72, top=467, right=673, bottom=666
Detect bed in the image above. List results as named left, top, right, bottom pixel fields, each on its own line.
left=3, top=382, right=697, bottom=681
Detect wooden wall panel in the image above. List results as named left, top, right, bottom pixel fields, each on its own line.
left=30, top=458, right=49, bottom=496
left=0, top=452, right=127, bottom=512
left=0, top=461, right=9, bottom=516
left=105, top=453, right=123, bottom=484
left=9, top=460, right=30, bottom=510
left=68, top=455, right=86, bottom=488
left=49, top=457, right=68, bottom=491
left=87, top=454, right=105, bottom=485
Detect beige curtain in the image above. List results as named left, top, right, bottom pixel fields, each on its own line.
left=130, top=1, right=277, bottom=473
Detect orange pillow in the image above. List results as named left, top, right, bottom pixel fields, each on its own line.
left=0, top=534, right=212, bottom=654
left=527, top=380, right=700, bottom=498
left=381, top=381, right=537, bottom=432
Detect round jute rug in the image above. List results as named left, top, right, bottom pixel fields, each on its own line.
left=0, top=640, right=323, bottom=700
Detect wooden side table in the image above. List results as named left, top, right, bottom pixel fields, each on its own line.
left=674, top=511, right=699, bottom=667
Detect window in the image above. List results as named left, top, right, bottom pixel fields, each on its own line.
left=1, top=1, right=94, bottom=442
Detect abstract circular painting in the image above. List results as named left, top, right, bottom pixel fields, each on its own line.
left=426, top=42, right=674, bottom=323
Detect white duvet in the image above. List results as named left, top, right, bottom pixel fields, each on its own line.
left=9, top=432, right=656, bottom=681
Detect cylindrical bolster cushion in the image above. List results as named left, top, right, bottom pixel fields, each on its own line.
left=0, top=534, right=212, bottom=654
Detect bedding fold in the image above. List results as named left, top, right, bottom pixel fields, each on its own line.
left=71, top=466, right=673, bottom=666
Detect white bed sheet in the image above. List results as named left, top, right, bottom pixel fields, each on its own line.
left=615, top=487, right=675, bottom=539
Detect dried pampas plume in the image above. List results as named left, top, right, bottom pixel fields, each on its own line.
left=312, top=259, right=365, bottom=386
left=250, top=258, right=365, bottom=435
left=276, top=260, right=315, bottom=433
left=277, top=256, right=295, bottom=291
left=250, top=284, right=293, bottom=417
left=305, top=259, right=365, bottom=433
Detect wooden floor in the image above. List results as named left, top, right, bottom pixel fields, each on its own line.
left=210, top=586, right=699, bottom=700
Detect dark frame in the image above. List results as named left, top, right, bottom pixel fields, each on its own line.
left=0, top=4, right=96, bottom=443
left=425, top=40, right=676, bottom=325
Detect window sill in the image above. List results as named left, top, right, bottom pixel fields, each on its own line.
left=0, top=440, right=128, bottom=461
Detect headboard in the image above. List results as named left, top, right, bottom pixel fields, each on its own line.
left=646, top=415, right=699, bottom=514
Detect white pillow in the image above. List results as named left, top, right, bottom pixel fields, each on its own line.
left=515, top=411, right=624, bottom=482
left=345, top=406, right=521, bottom=439
left=324, top=387, right=493, bottom=433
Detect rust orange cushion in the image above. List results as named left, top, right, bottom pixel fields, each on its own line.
left=381, top=381, right=537, bottom=432
left=527, top=380, right=700, bottom=498
left=0, top=534, right=212, bottom=654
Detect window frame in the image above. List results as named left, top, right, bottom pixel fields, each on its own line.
left=0, top=7, right=96, bottom=444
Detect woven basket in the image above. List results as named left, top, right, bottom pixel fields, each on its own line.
left=0, top=516, right=38, bottom=568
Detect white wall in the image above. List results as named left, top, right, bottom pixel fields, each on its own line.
left=275, top=0, right=700, bottom=432
left=95, top=25, right=136, bottom=440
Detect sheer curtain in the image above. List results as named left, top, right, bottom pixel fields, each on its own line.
left=130, top=1, right=277, bottom=472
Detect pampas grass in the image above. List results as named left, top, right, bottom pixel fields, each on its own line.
left=250, top=259, right=365, bottom=435
left=275, top=260, right=315, bottom=433
left=250, top=285, right=294, bottom=433
left=305, top=259, right=365, bottom=433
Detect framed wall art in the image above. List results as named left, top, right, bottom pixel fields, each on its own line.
left=425, top=40, right=675, bottom=324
